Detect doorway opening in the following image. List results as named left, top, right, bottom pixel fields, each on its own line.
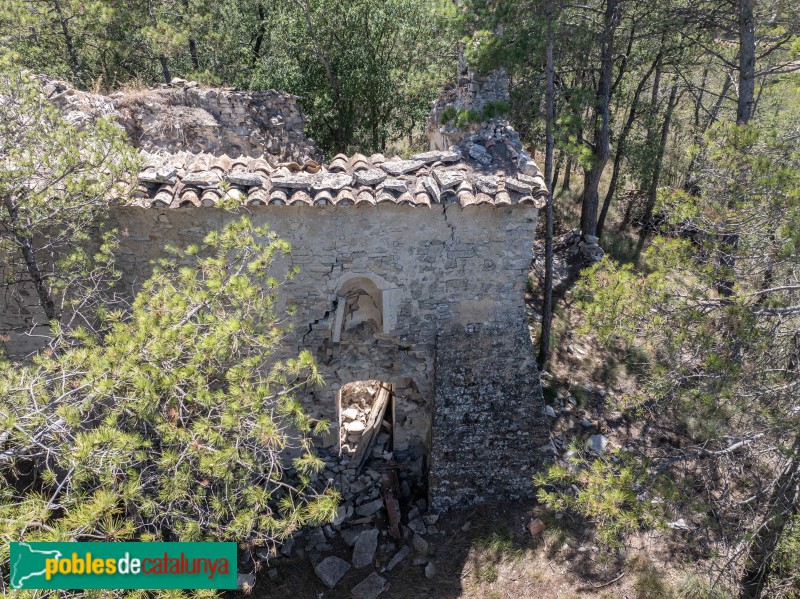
left=337, top=380, right=394, bottom=470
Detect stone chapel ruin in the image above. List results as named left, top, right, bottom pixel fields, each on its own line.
left=1, top=65, right=551, bottom=515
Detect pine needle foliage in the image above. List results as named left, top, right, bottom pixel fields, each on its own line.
left=0, top=217, right=339, bottom=596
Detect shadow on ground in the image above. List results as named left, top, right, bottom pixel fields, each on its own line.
left=225, top=502, right=635, bottom=599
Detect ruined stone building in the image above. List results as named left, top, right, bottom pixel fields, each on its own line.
left=2, top=69, right=550, bottom=511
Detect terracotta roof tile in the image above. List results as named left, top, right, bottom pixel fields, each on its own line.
left=130, top=150, right=547, bottom=209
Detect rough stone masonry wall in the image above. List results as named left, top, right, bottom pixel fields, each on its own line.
left=104, top=203, right=549, bottom=507
left=39, top=76, right=320, bottom=162
left=427, top=46, right=512, bottom=153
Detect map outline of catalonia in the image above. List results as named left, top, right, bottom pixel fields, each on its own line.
left=11, top=542, right=63, bottom=589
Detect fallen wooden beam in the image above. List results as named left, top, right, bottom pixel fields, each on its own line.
left=351, top=384, right=391, bottom=474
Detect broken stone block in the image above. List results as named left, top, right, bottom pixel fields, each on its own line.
left=385, top=545, right=410, bottom=572
left=356, top=498, right=384, bottom=518
left=587, top=434, right=609, bottom=455
left=528, top=518, right=546, bottom=536
left=424, top=562, right=437, bottom=579
left=411, top=534, right=429, bottom=554
left=422, top=514, right=439, bottom=526
left=407, top=518, right=427, bottom=535
left=308, top=527, right=326, bottom=550
left=352, top=528, right=379, bottom=568
left=345, top=420, right=367, bottom=433
left=333, top=505, right=350, bottom=526
left=314, top=556, right=351, bottom=589
left=280, top=537, right=295, bottom=557
left=237, top=572, right=256, bottom=590
left=350, top=572, right=386, bottom=599
left=342, top=527, right=365, bottom=547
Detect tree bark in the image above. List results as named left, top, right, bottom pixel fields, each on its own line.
left=580, top=0, right=618, bottom=240
left=739, top=436, right=800, bottom=599
left=737, top=0, right=756, bottom=125
left=552, top=153, right=563, bottom=193
left=182, top=0, right=200, bottom=70
left=537, top=13, right=555, bottom=368
left=252, top=2, right=266, bottom=66
left=3, top=195, right=57, bottom=321
left=635, top=84, right=678, bottom=261
left=159, top=55, right=172, bottom=84
left=51, top=0, right=80, bottom=82
left=596, top=50, right=661, bottom=239
left=684, top=75, right=732, bottom=192
left=718, top=0, right=755, bottom=296
left=561, top=156, right=572, bottom=192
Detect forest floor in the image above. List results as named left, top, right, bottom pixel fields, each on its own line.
left=236, top=500, right=695, bottom=599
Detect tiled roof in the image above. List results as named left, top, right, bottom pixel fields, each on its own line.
left=131, top=148, right=548, bottom=209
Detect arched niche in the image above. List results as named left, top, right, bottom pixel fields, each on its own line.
left=330, top=272, right=399, bottom=341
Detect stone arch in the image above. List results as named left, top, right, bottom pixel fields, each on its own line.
left=330, top=271, right=399, bottom=340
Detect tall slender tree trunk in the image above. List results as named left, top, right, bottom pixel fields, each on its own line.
left=597, top=51, right=661, bottom=239
left=718, top=0, right=756, bottom=297
left=159, top=55, right=172, bottom=83
left=739, top=436, right=800, bottom=599
left=684, top=76, right=732, bottom=192
left=580, top=0, right=618, bottom=240
left=181, top=0, right=200, bottom=70
left=3, top=195, right=57, bottom=321
left=252, top=2, right=267, bottom=66
left=537, top=13, right=555, bottom=368
left=561, top=156, right=572, bottom=192
left=51, top=0, right=80, bottom=82
left=737, top=0, right=756, bottom=125
left=635, top=84, right=678, bottom=261
left=148, top=1, right=172, bottom=83
left=552, top=154, right=563, bottom=193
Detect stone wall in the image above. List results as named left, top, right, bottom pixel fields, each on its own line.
left=39, top=76, right=320, bottom=162
left=99, top=203, right=549, bottom=507
left=427, top=46, right=511, bottom=153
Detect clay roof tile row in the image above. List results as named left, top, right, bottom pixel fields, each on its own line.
left=130, top=149, right=547, bottom=210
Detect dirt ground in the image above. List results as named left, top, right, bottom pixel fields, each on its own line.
left=230, top=501, right=699, bottom=599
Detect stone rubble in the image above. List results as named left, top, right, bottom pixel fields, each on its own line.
left=37, top=75, right=319, bottom=163
left=314, top=556, right=351, bottom=589
left=352, top=529, right=379, bottom=568
left=350, top=572, right=387, bottom=599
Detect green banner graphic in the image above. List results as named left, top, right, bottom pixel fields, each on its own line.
left=10, top=542, right=237, bottom=590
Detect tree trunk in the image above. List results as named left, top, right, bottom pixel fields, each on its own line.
left=737, top=0, right=756, bottom=125
left=537, top=15, right=555, bottom=368
left=739, top=436, right=800, bottom=599
left=252, top=2, right=267, bottom=66
left=159, top=55, right=172, bottom=83
left=3, top=195, right=57, bottom=321
left=684, top=75, right=732, bottom=192
left=640, top=57, right=663, bottom=189
left=51, top=0, right=80, bottom=82
left=580, top=0, right=618, bottom=240
left=182, top=0, right=200, bottom=70
left=561, top=156, right=572, bottom=192
left=148, top=1, right=172, bottom=83
left=597, top=51, right=662, bottom=239
left=552, top=154, right=563, bottom=193
left=635, top=84, right=678, bottom=261
left=718, top=0, right=756, bottom=296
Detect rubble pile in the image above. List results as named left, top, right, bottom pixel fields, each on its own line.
left=339, top=381, right=392, bottom=461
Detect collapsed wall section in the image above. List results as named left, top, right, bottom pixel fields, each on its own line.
left=38, top=76, right=320, bottom=162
